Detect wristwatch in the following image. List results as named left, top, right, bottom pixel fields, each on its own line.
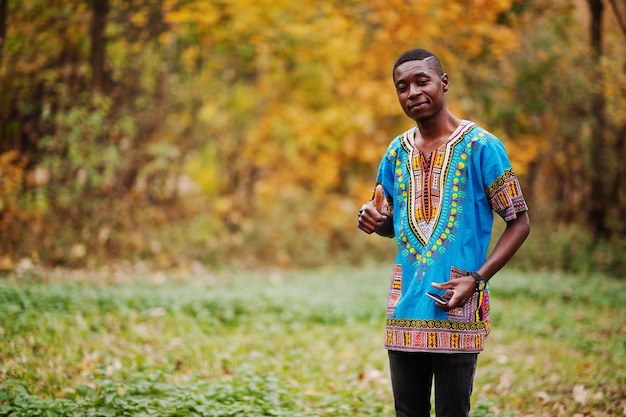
left=471, top=272, right=487, bottom=292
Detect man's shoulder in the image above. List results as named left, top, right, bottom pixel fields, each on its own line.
left=463, top=122, right=504, bottom=147
left=464, top=121, right=491, bottom=138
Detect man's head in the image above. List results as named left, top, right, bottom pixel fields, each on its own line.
left=392, top=48, right=444, bottom=80
left=392, top=49, right=449, bottom=123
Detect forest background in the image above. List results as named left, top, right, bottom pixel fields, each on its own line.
left=0, top=0, right=625, bottom=274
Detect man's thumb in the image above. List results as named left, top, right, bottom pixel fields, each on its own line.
left=373, top=184, right=384, bottom=213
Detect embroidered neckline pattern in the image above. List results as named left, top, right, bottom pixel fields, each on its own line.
left=400, top=121, right=475, bottom=248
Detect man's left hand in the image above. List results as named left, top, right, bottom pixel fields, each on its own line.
left=431, top=276, right=475, bottom=311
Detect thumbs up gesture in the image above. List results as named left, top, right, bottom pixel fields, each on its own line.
left=357, top=184, right=393, bottom=236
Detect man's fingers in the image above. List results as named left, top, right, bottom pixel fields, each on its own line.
left=358, top=204, right=388, bottom=234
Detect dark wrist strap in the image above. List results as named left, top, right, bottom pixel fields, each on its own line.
left=471, top=271, right=483, bottom=281
left=471, top=271, right=485, bottom=292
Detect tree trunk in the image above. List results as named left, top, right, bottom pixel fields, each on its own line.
left=0, top=0, right=6, bottom=66
left=586, top=0, right=610, bottom=238
left=90, top=0, right=109, bottom=93
left=588, top=0, right=604, bottom=56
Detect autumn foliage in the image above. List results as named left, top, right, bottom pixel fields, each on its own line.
left=0, top=0, right=624, bottom=271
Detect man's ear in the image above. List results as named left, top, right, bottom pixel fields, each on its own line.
left=442, top=73, right=449, bottom=92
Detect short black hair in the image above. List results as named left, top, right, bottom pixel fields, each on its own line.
left=392, top=48, right=444, bottom=77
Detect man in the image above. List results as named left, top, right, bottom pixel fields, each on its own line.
left=357, top=48, right=530, bottom=417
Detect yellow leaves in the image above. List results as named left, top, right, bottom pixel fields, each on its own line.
left=185, top=0, right=531, bottom=224
left=166, top=0, right=610, bottom=263
left=163, top=1, right=221, bottom=28
left=184, top=152, right=218, bottom=195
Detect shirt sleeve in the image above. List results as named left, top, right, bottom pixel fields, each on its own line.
left=375, top=138, right=401, bottom=213
left=478, top=135, right=529, bottom=222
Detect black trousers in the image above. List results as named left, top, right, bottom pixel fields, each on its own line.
left=388, top=350, right=478, bottom=417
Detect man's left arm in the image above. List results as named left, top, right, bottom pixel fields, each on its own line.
left=475, top=210, right=530, bottom=281
left=432, top=211, right=530, bottom=310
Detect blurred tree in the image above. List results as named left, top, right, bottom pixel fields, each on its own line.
left=464, top=0, right=625, bottom=245
left=0, top=0, right=192, bottom=265
left=586, top=0, right=625, bottom=239
left=0, top=0, right=623, bottom=269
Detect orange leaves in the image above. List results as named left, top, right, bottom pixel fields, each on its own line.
left=183, top=0, right=534, bottom=229
left=0, top=151, right=27, bottom=211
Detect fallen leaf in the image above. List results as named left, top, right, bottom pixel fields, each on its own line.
left=536, top=390, right=550, bottom=402
left=572, top=384, right=588, bottom=405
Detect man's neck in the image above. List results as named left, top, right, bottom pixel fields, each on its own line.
left=416, top=111, right=460, bottom=142
left=413, top=111, right=461, bottom=155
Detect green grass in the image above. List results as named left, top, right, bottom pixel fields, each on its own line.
left=0, top=265, right=624, bottom=416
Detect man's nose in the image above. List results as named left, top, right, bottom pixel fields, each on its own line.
left=408, top=84, right=420, bottom=98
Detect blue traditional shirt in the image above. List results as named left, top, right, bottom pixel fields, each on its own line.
left=376, top=120, right=528, bottom=353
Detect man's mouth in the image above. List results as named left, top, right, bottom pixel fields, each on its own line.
left=409, top=101, right=428, bottom=110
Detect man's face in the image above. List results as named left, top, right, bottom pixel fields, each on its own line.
left=393, top=59, right=448, bottom=122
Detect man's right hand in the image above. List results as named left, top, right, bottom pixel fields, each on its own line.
left=358, top=185, right=392, bottom=236
left=357, top=201, right=388, bottom=234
